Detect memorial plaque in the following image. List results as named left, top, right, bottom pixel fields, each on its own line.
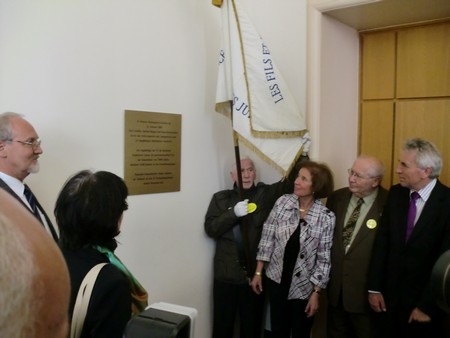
left=124, top=110, right=181, bottom=195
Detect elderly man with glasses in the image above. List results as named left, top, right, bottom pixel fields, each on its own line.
left=0, top=112, right=58, bottom=240
left=325, top=155, right=387, bottom=338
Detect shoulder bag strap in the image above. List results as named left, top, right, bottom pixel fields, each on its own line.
left=70, top=263, right=108, bottom=338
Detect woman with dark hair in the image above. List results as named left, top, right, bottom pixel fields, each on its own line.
left=55, top=170, right=148, bottom=338
left=251, top=161, right=335, bottom=338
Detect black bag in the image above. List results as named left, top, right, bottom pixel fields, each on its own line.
left=124, top=307, right=191, bottom=338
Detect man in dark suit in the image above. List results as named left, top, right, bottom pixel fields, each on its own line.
left=368, top=138, right=450, bottom=338
left=0, top=112, right=58, bottom=241
left=326, top=155, right=388, bottom=338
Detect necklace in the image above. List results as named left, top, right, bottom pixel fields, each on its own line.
left=299, top=200, right=314, bottom=214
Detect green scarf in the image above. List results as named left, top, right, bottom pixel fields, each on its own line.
left=95, top=245, right=148, bottom=315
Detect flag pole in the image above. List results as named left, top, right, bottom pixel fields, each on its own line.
left=233, top=132, right=244, bottom=199
left=230, top=101, right=244, bottom=198
left=230, top=101, right=251, bottom=276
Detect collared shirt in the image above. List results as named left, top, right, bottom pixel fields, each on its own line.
left=344, top=189, right=378, bottom=252
left=0, top=171, right=54, bottom=237
left=0, top=172, right=27, bottom=204
left=410, top=178, right=437, bottom=226
left=257, top=194, right=335, bottom=299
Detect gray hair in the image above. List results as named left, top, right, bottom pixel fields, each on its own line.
left=0, top=112, right=24, bottom=142
left=0, top=214, right=36, bottom=338
left=358, top=154, right=385, bottom=180
left=403, top=138, right=442, bottom=178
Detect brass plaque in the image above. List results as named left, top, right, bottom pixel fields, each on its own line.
left=124, top=110, right=181, bottom=195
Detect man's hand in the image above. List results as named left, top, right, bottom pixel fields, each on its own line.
left=234, top=199, right=249, bottom=217
left=368, top=293, right=386, bottom=312
left=408, top=307, right=431, bottom=323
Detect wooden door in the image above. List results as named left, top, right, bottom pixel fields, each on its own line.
left=360, top=21, right=450, bottom=187
left=394, top=99, right=450, bottom=185
left=360, top=101, right=394, bottom=189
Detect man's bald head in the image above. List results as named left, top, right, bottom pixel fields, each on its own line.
left=0, top=189, right=70, bottom=338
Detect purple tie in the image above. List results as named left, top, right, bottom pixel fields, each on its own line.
left=405, top=191, right=420, bottom=241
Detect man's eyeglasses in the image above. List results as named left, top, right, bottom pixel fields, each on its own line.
left=347, top=169, right=375, bottom=180
left=12, top=138, right=42, bottom=150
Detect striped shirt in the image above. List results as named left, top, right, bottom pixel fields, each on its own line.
left=411, top=178, right=437, bottom=226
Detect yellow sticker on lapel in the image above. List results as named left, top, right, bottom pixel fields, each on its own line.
left=366, top=219, right=377, bottom=229
left=248, top=203, right=257, bottom=213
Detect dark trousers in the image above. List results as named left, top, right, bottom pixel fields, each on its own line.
left=212, top=279, right=264, bottom=338
left=375, top=305, right=445, bottom=338
left=327, top=301, right=375, bottom=338
left=268, top=279, right=313, bottom=338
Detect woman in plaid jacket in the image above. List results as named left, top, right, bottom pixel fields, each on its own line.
left=251, top=161, right=335, bottom=338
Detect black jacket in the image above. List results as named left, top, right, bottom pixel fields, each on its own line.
left=368, top=181, right=450, bottom=319
left=205, top=159, right=304, bottom=283
left=63, top=247, right=132, bottom=338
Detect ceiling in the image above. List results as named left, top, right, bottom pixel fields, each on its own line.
left=322, top=0, right=450, bottom=31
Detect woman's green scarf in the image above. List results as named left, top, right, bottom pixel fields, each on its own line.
left=95, top=245, right=148, bottom=315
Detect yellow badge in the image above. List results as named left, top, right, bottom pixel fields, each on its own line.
left=248, top=203, right=257, bottom=214
left=366, top=219, right=377, bottom=229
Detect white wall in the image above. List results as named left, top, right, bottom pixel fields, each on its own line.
left=0, top=1, right=313, bottom=337
left=307, top=3, right=360, bottom=190
left=318, top=14, right=359, bottom=189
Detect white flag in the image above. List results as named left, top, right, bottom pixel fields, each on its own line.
left=215, top=0, right=310, bottom=176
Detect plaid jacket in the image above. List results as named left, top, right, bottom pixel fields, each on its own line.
left=257, top=194, right=335, bottom=299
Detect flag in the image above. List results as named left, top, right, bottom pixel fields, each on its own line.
left=214, top=0, right=310, bottom=176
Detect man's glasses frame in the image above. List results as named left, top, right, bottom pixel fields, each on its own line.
left=347, top=169, right=378, bottom=180
left=5, top=138, right=42, bottom=150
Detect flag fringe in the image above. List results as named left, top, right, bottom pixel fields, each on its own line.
left=235, top=131, right=306, bottom=178
left=250, top=128, right=307, bottom=139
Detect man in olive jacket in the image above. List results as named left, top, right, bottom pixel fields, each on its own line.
left=326, top=155, right=387, bottom=338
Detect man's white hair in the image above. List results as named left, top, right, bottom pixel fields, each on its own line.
left=230, top=156, right=255, bottom=173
